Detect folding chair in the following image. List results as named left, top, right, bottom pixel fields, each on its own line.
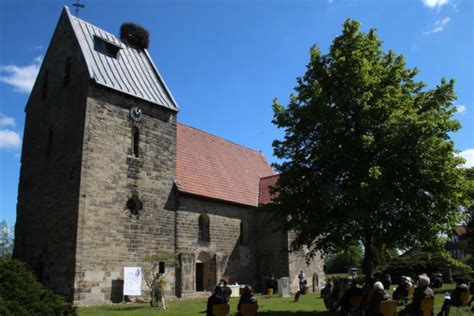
left=240, top=303, right=258, bottom=316
left=212, top=303, right=230, bottom=316
left=379, top=300, right=398, bottom=316
left=420, top=297, right=434, bottom=316
left=454, top=292, right=471, bottom=316
left=349, top=295, right=363, bottom=315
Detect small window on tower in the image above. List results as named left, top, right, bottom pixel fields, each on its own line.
left=94, top=36, right=121, bottom=58
left=64, top=57, right=71, bottom=87
left=132, top=127, right=139, bottom=158
left=41, top=70, right=49, bottom=100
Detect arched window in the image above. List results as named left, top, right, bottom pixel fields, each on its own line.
left=41, top=69, right=49, bottom=100
left=63, top=57, right=71, bottom=87
left=198, top=214, right=210, bottom=242
left=132, top=127, right=139, bottom=157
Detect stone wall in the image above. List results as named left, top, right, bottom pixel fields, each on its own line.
left=73, top=85, right=177, bottom=304
left=255, top=212, right=290, bottom=292
left=176, top=195, right=258, bottom=297
left=287, top=232, right=325, bottom=293
left=13, top=9, right=90, bottom=302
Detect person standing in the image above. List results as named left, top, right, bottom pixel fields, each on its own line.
left=298, top=270, right=306, bottom=292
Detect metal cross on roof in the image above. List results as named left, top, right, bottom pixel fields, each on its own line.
left=72, top=0, right=85, bottom=16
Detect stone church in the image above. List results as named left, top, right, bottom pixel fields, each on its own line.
left=13, top=7, right=324, bottom=304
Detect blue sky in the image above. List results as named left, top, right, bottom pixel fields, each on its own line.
left=0, top=0, right=473, bottom=228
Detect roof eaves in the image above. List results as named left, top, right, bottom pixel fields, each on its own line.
left=144, top=50, right=179, bottom=112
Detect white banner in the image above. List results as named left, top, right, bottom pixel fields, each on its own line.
left=124, top=267, right=142, bottom=296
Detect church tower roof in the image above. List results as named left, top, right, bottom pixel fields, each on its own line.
left=64, top=6, right=178, bottom=111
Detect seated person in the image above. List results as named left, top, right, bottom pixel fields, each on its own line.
left=237, top=285, right=258, bottom=314
left=368, top=281, right=390, bottom=316
left=337, top=278, right=363, bottom=313
left=221, top=279, right=232, bottom=303
left=393, top=276, right=412, bottom=305
left=207, top=286, right=226, bottom=316
left=382, top=274, right=392, bottom=292
left=322, top=279, right=334, bottom=309
left=399, top=274, right=434, bottom=316
left=437, top=281, right=468, bottom=316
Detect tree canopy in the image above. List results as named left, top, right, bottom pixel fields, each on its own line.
left=268, top=19, right=468, bottom=277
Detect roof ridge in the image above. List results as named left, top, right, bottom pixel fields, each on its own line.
left=177, top=122, right=265, bottom=155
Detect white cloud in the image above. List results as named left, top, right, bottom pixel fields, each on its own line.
left=459, top=149, right=474, bottom=168
left=425, top=17, right=451, bottom=34
left=0, top=114, right=15, bottom=128
left=423, top=0, right=450, bottom=9
left=0, top=55, right=43, bottom=93
left=456, top=104, right=466, bottom=114
left=0, top=129, right=21, bottom=150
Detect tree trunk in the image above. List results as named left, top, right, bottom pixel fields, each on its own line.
left=362, top=238, right=373, bottom=281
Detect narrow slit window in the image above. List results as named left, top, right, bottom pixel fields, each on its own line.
left=41, top=70, right=49, bottom=100
left=63, top=57, right=71, bottom=87
left=198, top=214, right=210, bottom=242
left=159, top=262, right=165, bottom=274
left=132, top=127, right=139, bottom=158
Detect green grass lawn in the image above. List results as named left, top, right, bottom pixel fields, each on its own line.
left=77, top=285, right=472, bottom=316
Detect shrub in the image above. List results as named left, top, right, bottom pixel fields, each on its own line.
left=326, top=273, right=365, bottom=285
left=375, top=250, right=472, bottom=284
left=120, top=23, right=150, bottom=49
left=0, top=258, right=76, bottom=315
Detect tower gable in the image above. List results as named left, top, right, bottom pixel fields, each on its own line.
left=66, top=7, right=179, bottom=111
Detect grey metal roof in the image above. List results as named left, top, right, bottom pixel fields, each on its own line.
left=65, top=7, right=178, bottom=111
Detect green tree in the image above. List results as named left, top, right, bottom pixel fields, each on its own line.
left=0, top=220, right=14, bottom=258
left=325, top=245, right=363, bottom=274
left=460, top=167, right=474, bottom=260
left=142, top=251, right=179, bottom=309
left=268, top=19, right=468, bottom=278
left=0, top=258, right=75, bottom=315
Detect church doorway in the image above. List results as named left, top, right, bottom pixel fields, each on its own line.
left=196, top=262, right=204, bottom=291
left=196, top=252, right=214, bottom=292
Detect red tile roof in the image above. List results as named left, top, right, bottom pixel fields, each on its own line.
left=176, top=123, right=275, bottom=206
left=259, top=175, right=279, bottom=205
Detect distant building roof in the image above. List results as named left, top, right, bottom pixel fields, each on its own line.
left=65, top=7, right=178, bottom=111
left=259, top=175, right=279, bottom=205
left=176, top=123, right=275, bottom=206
